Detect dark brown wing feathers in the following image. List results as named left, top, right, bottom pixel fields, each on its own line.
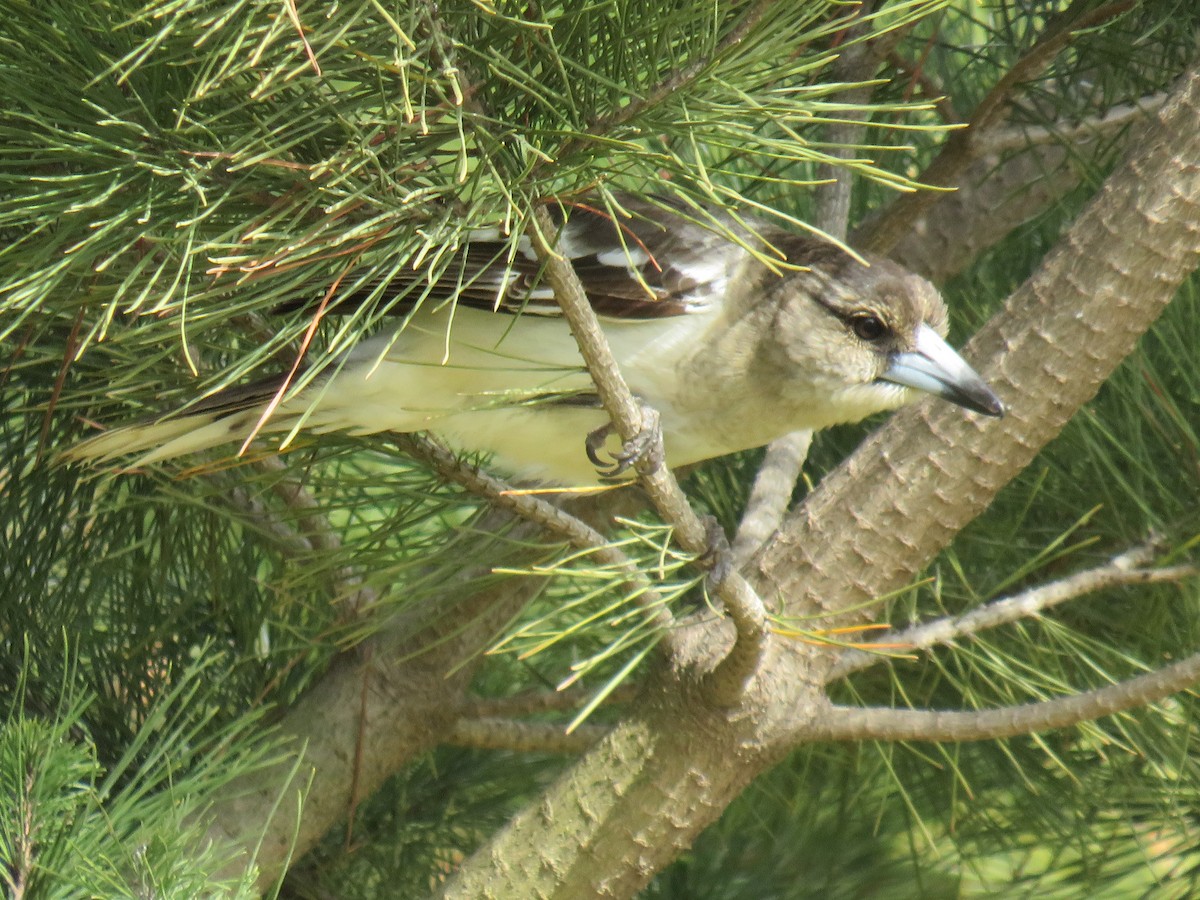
left=292, top=198, right=757, bottom=322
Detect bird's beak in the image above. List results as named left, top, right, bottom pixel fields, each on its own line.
left=882, top=324, right=1005, bottom=417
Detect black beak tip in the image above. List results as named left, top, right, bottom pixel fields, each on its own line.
left=979, top=394, right=1005, bottom=418
left=944, top=383, right=1005, bottom=418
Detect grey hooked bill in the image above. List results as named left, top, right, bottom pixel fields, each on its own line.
left=881, top=324, right=1004, bottom=417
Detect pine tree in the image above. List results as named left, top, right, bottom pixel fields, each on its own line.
left=2, top=1, right=1199, bottom=896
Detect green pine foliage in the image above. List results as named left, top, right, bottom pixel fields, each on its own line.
left=3, top=0, right=1199, bottom=896
left=0, top=660, right=271, bottom=898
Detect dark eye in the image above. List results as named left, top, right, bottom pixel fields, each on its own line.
left=849, top=313, right=888, bottom=342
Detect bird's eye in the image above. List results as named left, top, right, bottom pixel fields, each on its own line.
left=849, top=313, right=888, bottom=342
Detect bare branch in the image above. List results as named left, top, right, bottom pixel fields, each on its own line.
left=829, top=544, right=1198, bottom=681
left=812, top=650, right=1200, bottom=743
left=448, top=717, right=607, bottom=755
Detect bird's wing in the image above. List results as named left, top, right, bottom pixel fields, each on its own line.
left=338, top=198, right=758, bottom=321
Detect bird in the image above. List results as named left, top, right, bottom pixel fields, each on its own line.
left=65, top=196, right=1004, bottom=485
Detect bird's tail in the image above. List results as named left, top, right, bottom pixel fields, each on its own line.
left=63, top=375, right=292, bottom=467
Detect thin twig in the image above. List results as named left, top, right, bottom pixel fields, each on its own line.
left=811, top=649, right=1200, bottom=743
left=884, top=46, right=962, bottom=125
left=527, top=207, right=770, bottom=705
left=828, top=543, right=1197, bottom=681
left=448, top=716, right=608, bottom=754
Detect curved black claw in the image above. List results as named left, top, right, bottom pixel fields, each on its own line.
left=584, top=422, right=617, bottom=471
left=584, top=403, right=664, bottom=481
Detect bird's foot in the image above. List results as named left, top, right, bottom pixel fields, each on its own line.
left=697, top=515, right=733, bottom=588
left=585, top=402, right=664, bottom=481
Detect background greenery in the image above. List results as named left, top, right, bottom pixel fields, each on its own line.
left=3, top=0, right=1199, bottom=896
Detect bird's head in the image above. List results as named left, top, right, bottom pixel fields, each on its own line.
left=755, top=240, right=1004, bottom=427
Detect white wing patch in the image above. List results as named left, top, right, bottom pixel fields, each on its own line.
left=458, top=201, right=752, bottom=319
left=596, top=247, right=650, bottom=268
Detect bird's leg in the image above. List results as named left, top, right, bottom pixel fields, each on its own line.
left=585, top=400, right=664, bottom=480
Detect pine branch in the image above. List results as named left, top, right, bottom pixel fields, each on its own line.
left=812, top=650, right=1200, bottom=743
left=751, top=62, right=1200, bottom=632
left=535, top=0, right=781, bottom=178
left=828, top=542, right=1198, bottom=681
left=13, top=3, right=1200, bottom=894
left=437, top=61, right=1200, bottom=900
left=204, top=512, right=547, bottom=891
